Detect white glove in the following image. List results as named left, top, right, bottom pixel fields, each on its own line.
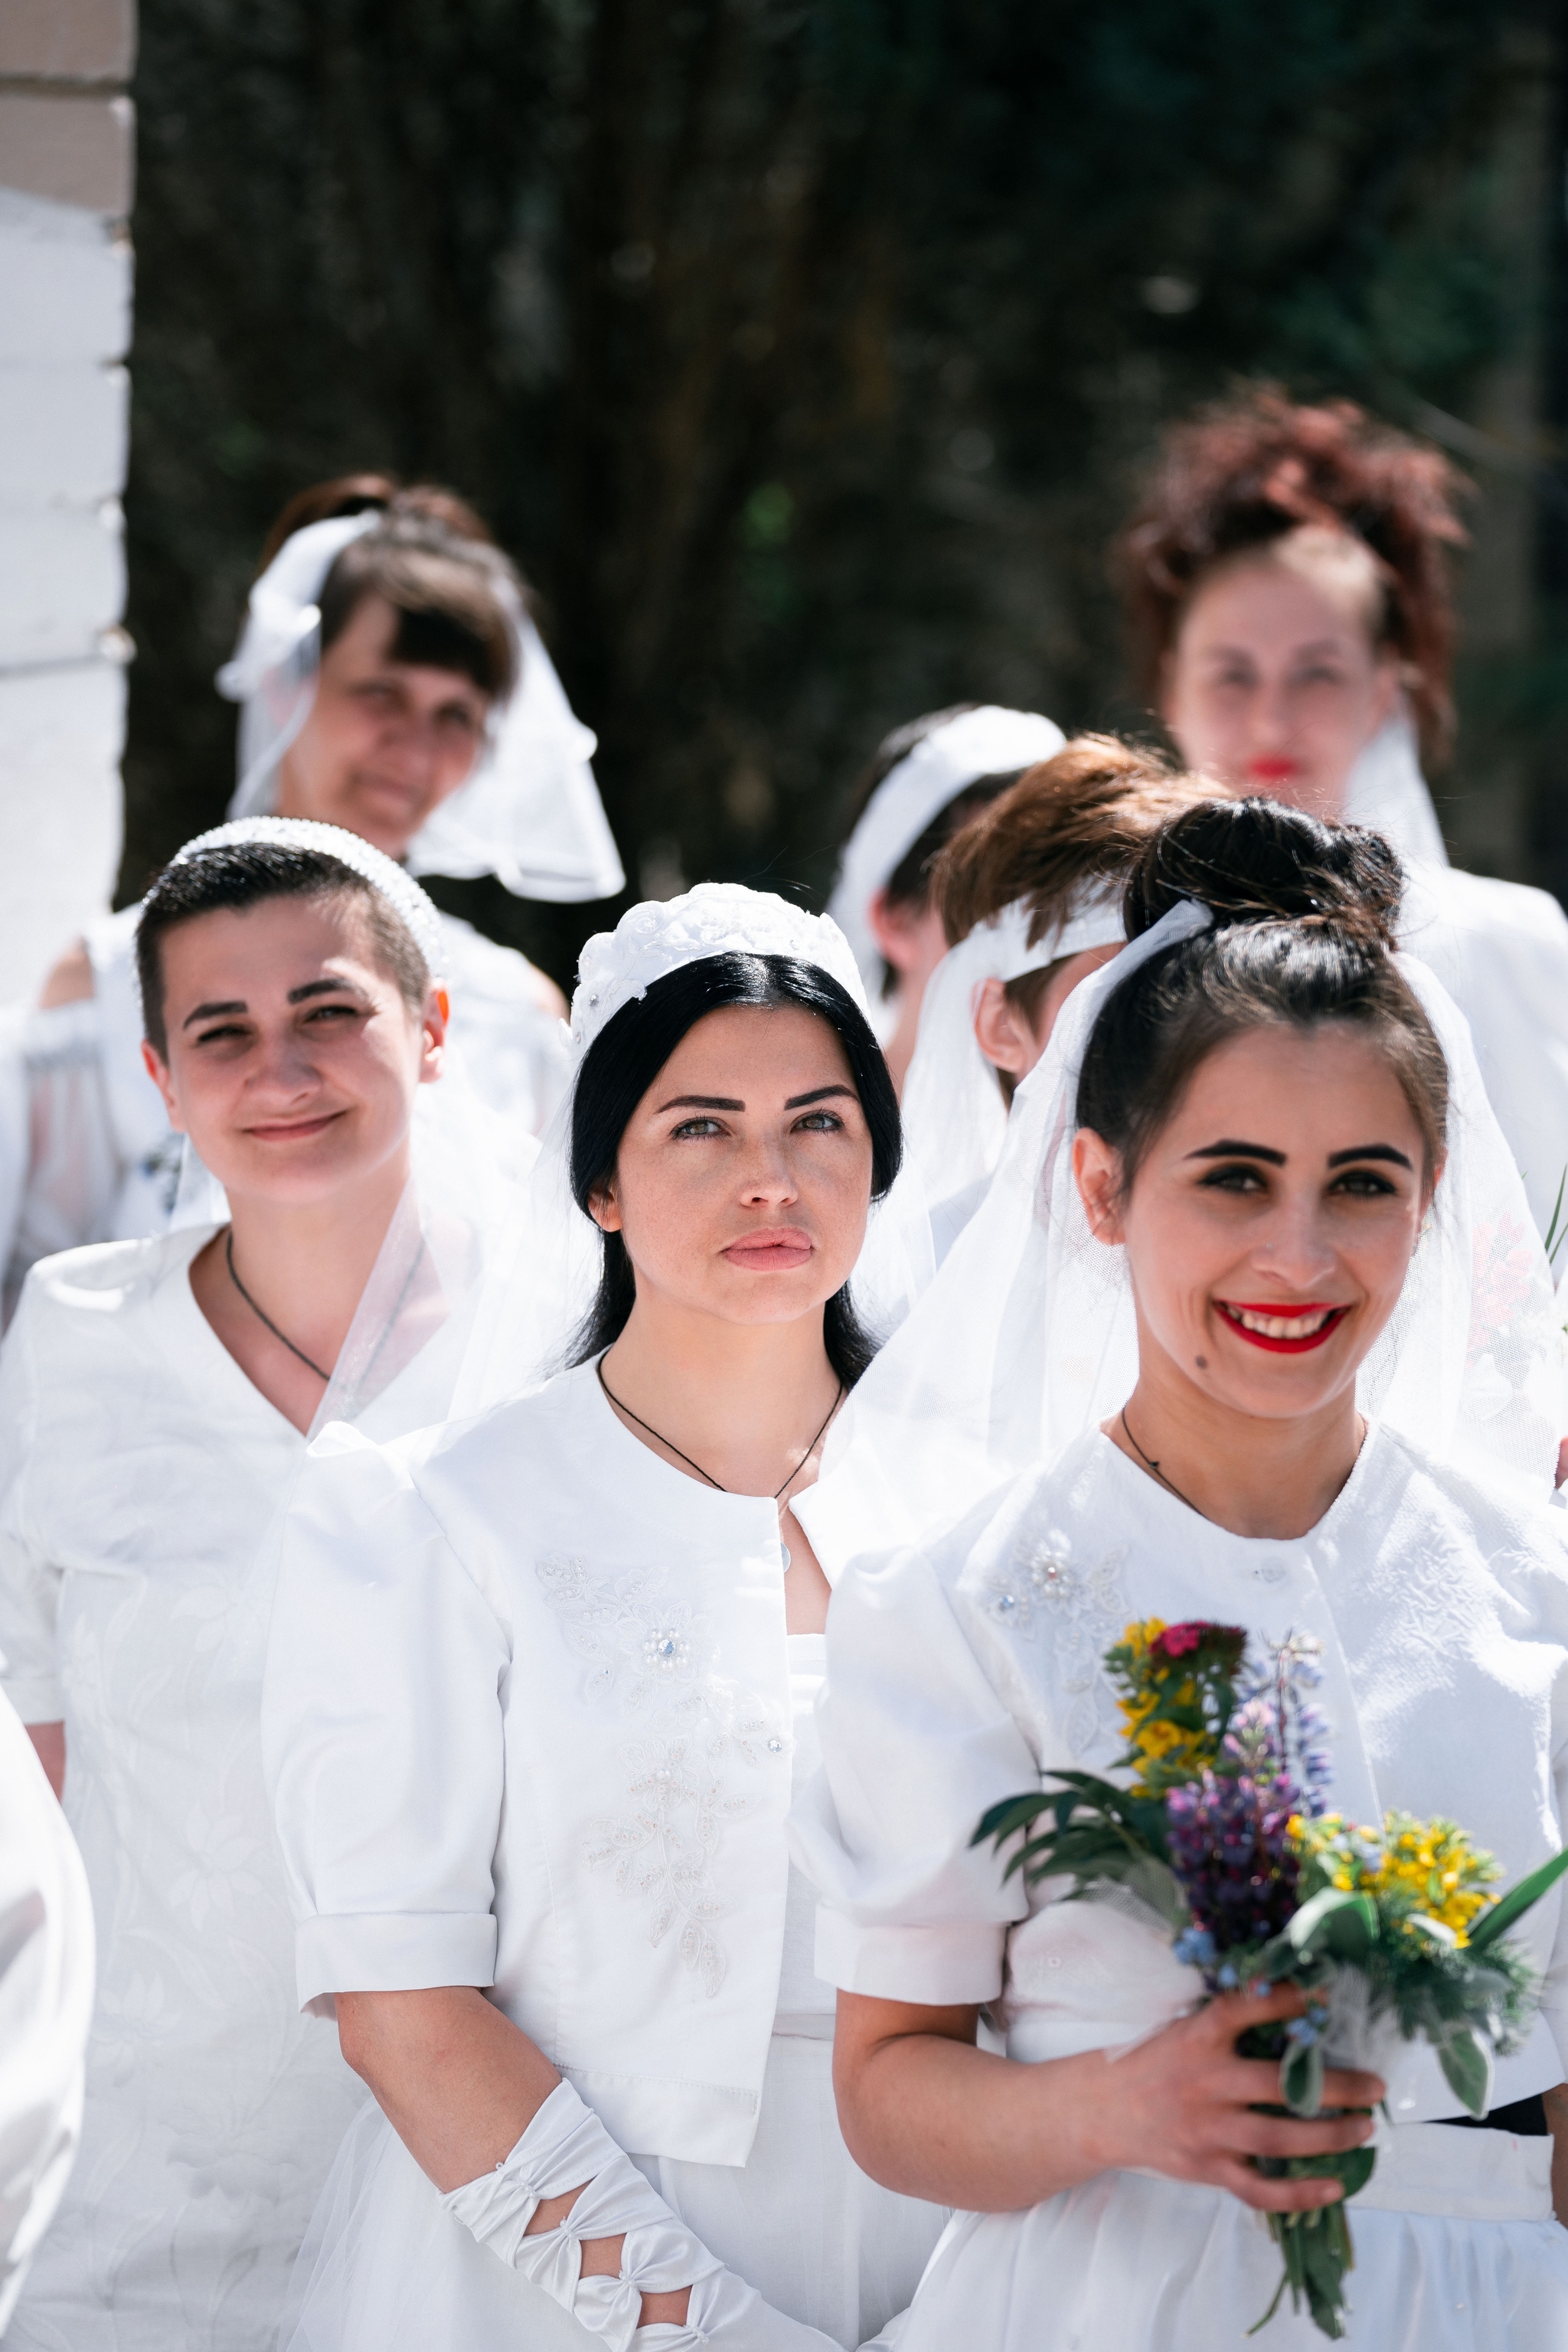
left=442, top=2079, right=836, bottom=2350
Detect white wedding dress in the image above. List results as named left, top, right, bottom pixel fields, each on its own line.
left=792, top=1423, right=1568, bottom=2350
left=0, top=1225, right=465, bottom=2351
left=263, top=1362, right=947, bottom=2350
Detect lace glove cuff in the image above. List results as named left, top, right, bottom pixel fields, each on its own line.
left=441, top=2079, right=835, bottom=2350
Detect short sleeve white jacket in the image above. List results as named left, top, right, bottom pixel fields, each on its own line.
left=263, top=1361, right=803, bottom=2170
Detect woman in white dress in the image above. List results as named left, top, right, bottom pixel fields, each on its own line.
left=900, top=737, right=1219, bottom=1259
left=0, top=821, right=495, bottom=2351
left=6, top=475, right=623, bottom=1294
left=1119, top=385, right=1568, bottom=1241
left=791, top=797, right=1568, bottom=2350
left=828, top=704, right=1065, bottom=1093
left=261, top=884, right=947, bottom=2350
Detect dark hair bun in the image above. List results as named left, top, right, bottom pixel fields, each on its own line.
left=1124, top=796, right=1403, bottom=952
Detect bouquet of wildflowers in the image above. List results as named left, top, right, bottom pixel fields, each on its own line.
left=975, top=1618, right=1568, bottom=2340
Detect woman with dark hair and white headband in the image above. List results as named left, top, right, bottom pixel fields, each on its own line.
left=4, top=476, right=623, bottom=1297
left=0, top=821, right=498, bottom=2351
left=828, top=704, right=1065, bottom=1095
left=260, top=885, right=944, bottom=2351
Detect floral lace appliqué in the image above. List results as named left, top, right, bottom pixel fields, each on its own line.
left=537, top=1553, right=785, bottom=1996
left=980, top=1527, right=1129, bottom=1759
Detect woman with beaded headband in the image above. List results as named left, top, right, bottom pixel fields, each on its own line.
left=260, top=884, right=945, bottom=2352
left=0, top=820, right=502, bottom=2352
left=1121, top=385, right=1568, bottom=1243
left=791, top=799, right=1568, bottom=2352
left=2, top=475, right=623, bottom=1304
left=828, top=703, right=1066, bottom=1093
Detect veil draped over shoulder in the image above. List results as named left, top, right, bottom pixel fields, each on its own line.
left=799, top=901, right=1567, bottom=1576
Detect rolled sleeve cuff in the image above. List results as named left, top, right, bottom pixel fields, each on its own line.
left=1, top=1674, right=65, bottom=1725
left=296, top=1910, right=498, bottom=2013
left=814, top=1904, right=1006, bottom=2004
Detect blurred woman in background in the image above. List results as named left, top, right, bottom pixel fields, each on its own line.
left=1121, top=386, right=1568, bottom=1240
left=828, top=704, right=1064, bottom=1093
left=5, top=477, right=622, bottom=1299
left=897, top=737, right=1223, bottom=1257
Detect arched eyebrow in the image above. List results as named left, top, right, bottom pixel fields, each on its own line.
left=287, top=976, right=370, bottom=1005
left=1186, top=1140, right=1285, bottom=1166
left=1327, top=1143, right=1412, bottom=1170
left=785, top=1085, right=857, bottom=1109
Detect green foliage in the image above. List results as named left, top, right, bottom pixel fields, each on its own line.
left=974, top=1775, right=1183, bottom=1924
left=126, top=0, right=1530, bottom=974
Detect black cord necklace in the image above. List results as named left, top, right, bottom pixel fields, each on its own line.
left=597, top=1357, right=842, bottom=1568
left=226, top=1230, right=332, bottom=1383
left=1119, top=1405, right=1197, bottom=1514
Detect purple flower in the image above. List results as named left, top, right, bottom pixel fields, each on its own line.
left=1166, top=1769, right=1301, bottom=1954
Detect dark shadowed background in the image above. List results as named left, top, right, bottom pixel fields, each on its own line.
left=121, top=0, right=1568, bottom=988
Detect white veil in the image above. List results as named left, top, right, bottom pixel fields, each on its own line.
left=799, top=900, right=1567, bottom=1575
left=900, top=887, right=1123, bottom=1207
left=216, top=515, right=624, bottom=903
left=828, top=707, right=1067, bottom=998
left=448, top=882, right=934, bottom=1420
left=1341, top=707, right=1449, bottom=871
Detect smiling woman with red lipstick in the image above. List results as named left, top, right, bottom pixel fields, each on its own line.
left=795, top=801, right=1568, bottom=2352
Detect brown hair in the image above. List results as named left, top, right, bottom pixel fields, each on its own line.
left=1078, top=797, right=1447, bottom=1197
left=1119, top=387, right=1470, bottom=759
left=136, top=839, right=430, bottom=1060
left=932, top=736, right=1228, bottom=1060
left=258, top=474, right=519, bottom=702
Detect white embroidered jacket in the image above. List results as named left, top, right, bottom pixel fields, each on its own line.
left=789, top=1423, right=1568, bottom=2123
left=262, top=1361, right=799, bottom=2170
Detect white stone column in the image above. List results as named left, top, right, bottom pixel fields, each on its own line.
left=0, top=1, right=136, bottom=1001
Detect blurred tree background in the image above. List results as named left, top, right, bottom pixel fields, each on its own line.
left=121, top=0, right=1568, bottom=984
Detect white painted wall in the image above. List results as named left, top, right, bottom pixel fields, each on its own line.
left=0, top=169, right=132, bottom=999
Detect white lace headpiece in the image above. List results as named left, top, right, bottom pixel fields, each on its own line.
left=799, top=896, right=1567, bottom=1576
left=450, top=883, right=930, bottom=1416
left=900, top=884, right=1125, bottom=1207
left=570, top=882, right=868, bottom=1060
left=215, top=514, right=625, bottom=903
left=828, top=706, right=1067, bottom=993
left=170, top=815, right=447, bottom=981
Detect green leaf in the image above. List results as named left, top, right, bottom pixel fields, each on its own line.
left=1281, top=2034, right=1325, bottom=2117
left=1437, top=2024, right=1494, bottom=2117
left=1468, top=1846, right=1568, bottom=1952
left=1286, top=1886, right=1378, bottom=1962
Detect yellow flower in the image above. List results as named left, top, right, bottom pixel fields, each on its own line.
left=1135, top=1719, right=1185, bottom=1759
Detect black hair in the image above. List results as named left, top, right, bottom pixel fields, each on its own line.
left=1076, top=798, right=1447, bottom=1195
left=136, top=841, right=431, bottom=1057
left=567, top=952, right=902, bottom=1386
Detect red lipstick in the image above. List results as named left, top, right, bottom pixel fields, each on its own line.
left=1215, top=1300, right=1349, bottom=1354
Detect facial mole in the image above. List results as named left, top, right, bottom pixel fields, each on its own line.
left=1194, top=1354, right=1208, bottom=1370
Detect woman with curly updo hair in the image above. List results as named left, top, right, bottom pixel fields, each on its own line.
left=1119, top=386, right=1568, bottom=1240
